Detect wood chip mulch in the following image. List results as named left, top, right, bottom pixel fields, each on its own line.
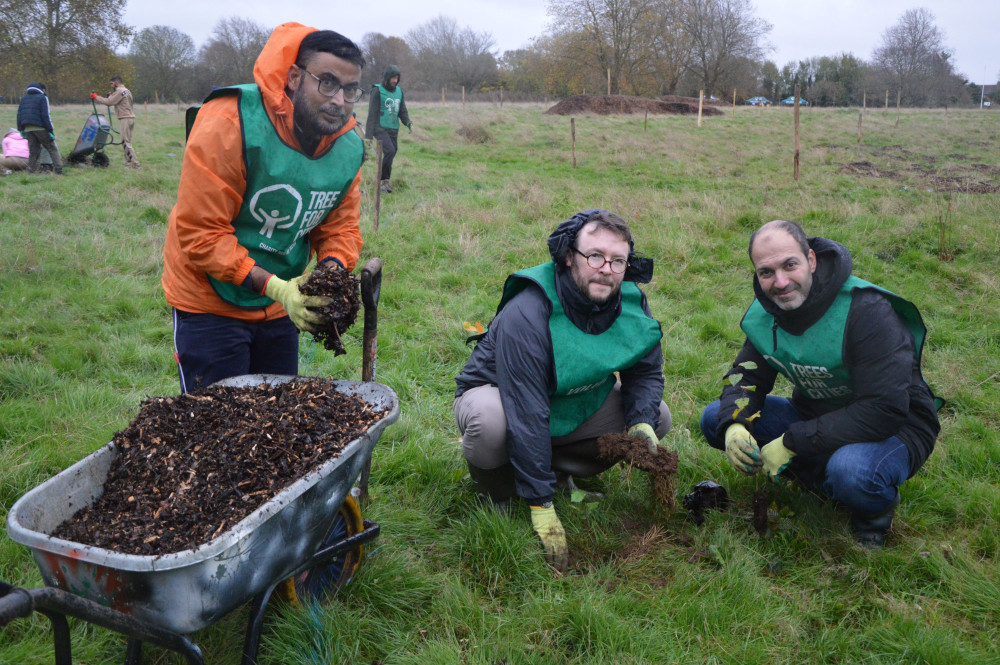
left=52, top=378, right=386, bottom=555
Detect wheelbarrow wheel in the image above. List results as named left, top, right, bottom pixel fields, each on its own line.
left=92, top=152, right=110, bottom=168
left=278, top=495, right=364, bottom=606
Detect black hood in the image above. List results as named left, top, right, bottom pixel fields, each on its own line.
left=546, top=209, right=654, bottom=283
left=382, top=65, right=400, bottom=89
left=752, top=236, right=852, bottom=334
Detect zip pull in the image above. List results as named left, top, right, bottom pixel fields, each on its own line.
left=772, top=320, right=778, bottom=353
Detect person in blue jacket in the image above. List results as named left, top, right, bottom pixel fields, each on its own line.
left=16, top=82, right=64, bottom=174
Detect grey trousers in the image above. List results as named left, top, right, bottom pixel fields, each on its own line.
left=454, top=382, right=671, bottom=473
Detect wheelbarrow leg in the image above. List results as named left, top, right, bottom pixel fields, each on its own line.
left=36, top=609, right=72, bottom=665
left=241, top=583, right=280, bottom=665
left=357, top=257, right=383, bottom=504
left=125, top=637, right=142, bottom=665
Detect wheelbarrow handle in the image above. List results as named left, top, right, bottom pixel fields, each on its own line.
left=0, top=582, right=34, bottom=625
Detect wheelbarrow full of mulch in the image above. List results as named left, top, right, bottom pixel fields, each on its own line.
left=1, top=374, right=399, bottom=665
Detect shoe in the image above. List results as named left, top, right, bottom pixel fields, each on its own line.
left=379, top=179, right=392, bottom=193
left=467, top=462, right=516, bottom=508
left=556, top=472, right=604, bottom=499
left=851, top=492, right=900, bottom=548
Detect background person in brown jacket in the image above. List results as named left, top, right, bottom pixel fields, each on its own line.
left=91, top=76, right=140, bottom=168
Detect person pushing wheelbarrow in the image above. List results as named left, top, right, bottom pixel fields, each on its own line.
left=91, top=75, right=140, bottom=169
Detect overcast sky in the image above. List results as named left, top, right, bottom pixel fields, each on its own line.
left=123, top=0, right=997, bottom=84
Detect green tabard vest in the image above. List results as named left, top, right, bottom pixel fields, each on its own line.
left=741, top=276, right=928, bottom=406
left=498, top=263, right=662, bottom=436
left=374, top=84, right=402, bottom=129
left=205, top=84, right=364, bottom=308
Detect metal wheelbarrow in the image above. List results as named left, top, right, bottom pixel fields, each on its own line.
left=1, top=259, right=393, bottom=664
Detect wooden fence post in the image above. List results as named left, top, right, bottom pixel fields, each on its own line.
left=644, top=109, right=648, bottom=132
left=500, top=87, right=504, bottom=108
left=571, top=118, right=576, bottom=169
left=607, top=69, right=611, bottom=96
left=793, top=85, right=800, bottom=182
left=857, top=112, right=862, bottom=147
left=895, top=90, right=901, bottom=127
left=462, top=86, right=465, bottom=113
left=441, top=87, right=445, bottom=106
left=862, top=91, right=866, bottom=112
left=697, top=90, right=704, bottom=127
left=732, top=88, right=736, bottom=119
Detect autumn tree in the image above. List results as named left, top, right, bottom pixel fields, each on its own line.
left=871, top=8, right=968, bottom=106
left=678, top=0, right=771, bottom=96
left=0, top=0, right=132, bottom=100
left=192, top=17, right=269, bottom=96
left=405, top=15, right=497, bottom=91
left=360, top=33, right=414, bottom=89
left=545, top=0, right=661, bottom=95
left=128, top=25, right=196, bottom=102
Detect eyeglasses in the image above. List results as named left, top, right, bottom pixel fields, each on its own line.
left=573, top=248, right=628, bottom=274
left=299, top=68, right=364, bottom=102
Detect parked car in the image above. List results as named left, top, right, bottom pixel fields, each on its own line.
left=746, top=96, right=772, bottom=106
left=780, top=96, right=809, bottom=106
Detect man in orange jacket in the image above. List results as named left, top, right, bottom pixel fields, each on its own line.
left=162, top=23, right=366, bottom=392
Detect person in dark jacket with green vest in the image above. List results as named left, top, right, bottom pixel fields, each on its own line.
left=455, top=210, right=672, bottom=572
left=700, top=220, right=939, bottom=548
left=364, top=64, right=410, bottom=193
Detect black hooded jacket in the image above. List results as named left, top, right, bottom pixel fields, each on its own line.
left=17, top=84, right=54, bottom=133
left=716, top=237, right=939, bottom=477
left=364, top=65, right=410, bottom=138
left=455, top=263, right=665, bottom=504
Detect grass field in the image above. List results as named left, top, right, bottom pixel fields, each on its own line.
left=1, top=99, right=999, bottom=664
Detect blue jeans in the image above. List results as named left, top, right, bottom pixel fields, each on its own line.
left=172, top=309, right=299, bottom=393
left=700, top=396, right=910, bottom=516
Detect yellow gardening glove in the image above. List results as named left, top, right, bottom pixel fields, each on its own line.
left=628, top=422, right=660, bottom=454
left=263, top=274, right=330, bottom=332
left=760, top=435, right=796, bottom=482
left=724, top=424, right=761, bottom=475
left=530, top=504, right=568, bottom=573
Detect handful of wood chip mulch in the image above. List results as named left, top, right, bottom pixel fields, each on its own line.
left=299, top=261, right=361, bottom=355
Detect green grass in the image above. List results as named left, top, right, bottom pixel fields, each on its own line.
left=1, top=100, right=998, bottom=663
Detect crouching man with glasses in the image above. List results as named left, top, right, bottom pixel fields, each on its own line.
left=454, top=210, right=673, bottom=573
left=163, top=24, right=367, bottom=392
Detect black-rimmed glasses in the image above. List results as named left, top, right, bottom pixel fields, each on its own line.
left=300, top=68, right=364, bottom=102
left=573, top=248, right=628, bottom=274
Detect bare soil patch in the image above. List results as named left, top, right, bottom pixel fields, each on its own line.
left=840, top=161, right=897, bottom=178
left=52, top=378, right=386, bottom=555
left=598, top=433, right=679, bottom=509
left=545, top=94, right=723, bottom=116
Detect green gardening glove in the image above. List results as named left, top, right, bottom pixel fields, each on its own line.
left=530, top=503, right=568, bottom=573
left=760, top=435, right=795, bottom=482
left=628, top=422, right=660, bottom=454
left=724, top=424, right=761, bottom=475
left=263, top=274, right=330, bottom=332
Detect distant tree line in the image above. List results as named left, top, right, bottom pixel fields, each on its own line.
left=0, top=1, right=991, bottom=107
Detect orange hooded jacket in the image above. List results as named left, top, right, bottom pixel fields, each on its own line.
left=162, top=22, right=363, bottom=321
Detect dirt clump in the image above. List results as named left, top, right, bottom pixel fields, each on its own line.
left=299, top=261, right=361, bottom=355
left=598, top=433, right=679, bottom=509
left=52, top=378, right=386, bottom=555
left=545, top=94, right=723, bottom=117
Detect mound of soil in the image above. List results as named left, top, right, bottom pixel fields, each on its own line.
left=598, top=433, right=679, bottom=509
left=52, top=378, right=386, bottom=555
left=299, top=261, right=361, bottom=355
left=545, top=94, right=723, bottom=117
